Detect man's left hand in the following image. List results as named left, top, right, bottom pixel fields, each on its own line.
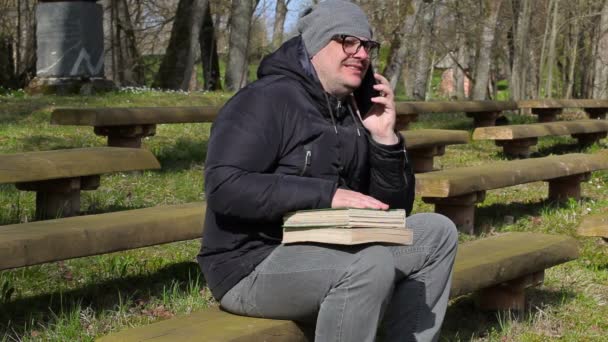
left=362, top=73, right=399, bottom=145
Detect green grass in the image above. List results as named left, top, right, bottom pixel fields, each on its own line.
left=1, top=89, right=607, bottom=341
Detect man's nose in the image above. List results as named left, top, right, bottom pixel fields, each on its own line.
left=353, top=46, right=369, bottom=60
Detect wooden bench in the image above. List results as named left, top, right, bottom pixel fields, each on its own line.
left=51, top=106, right=220, bottom=148
left=0, top=148, right=160, bottom=219
left=472, top=120, right=608, bottom=157
left=0, top=202, right=204, bottom=271
left=518, top=99, right=608, bottom=122
left=395, top=100, right=518, bottom=128
left=97, top=232, right=579, bottom=341
left=415, top=152, right=608, bottom=233
left=402, top=129, right=470, bottom=172
left=577, top=213, right=608, bottom=242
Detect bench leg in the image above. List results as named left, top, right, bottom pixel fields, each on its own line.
left=532, top=108, right=561, bottom=122
left=408, top=146, right=445, bottom=173
left=395, top=114, right=418, bottom=131
left=547, top=173, right=589, bottom=201
left=16, top=176, right=100, bottom=220
left=584, top=108, right=607, bottom=120
left=572, top=132, right=607, bottom=147
left=469, top=112, right=500, bottom=127
left=477, top=271, right=545, bottom=311
left=496, top=138, right=538, bottom=158
left=94, top=124, right=156, bottom=148
left=423, top=191, right=485, bottom=234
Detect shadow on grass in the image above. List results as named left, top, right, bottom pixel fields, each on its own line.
left=154, top=138, right=208, bottom=172
left=0, top=261, right=205, bottom=335
left=474, top=198, right=585, bottom=234
left=18, top=134, right=79, bottom=151
left=441, top=287, right=577, bottom=340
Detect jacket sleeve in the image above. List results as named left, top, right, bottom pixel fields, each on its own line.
left=367, top=133, right=416, bottom=215
left=204, top=89, right=337, bottom=222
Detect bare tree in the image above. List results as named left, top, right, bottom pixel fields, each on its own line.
left=593, top=0, right=608, bottom=98
left=271, top=0, right=290, bottom=49
left=412, top=0, right=436, bottom=100
left=153, top=0, right=207, bottom=90
left=543, top=0, right=560, bottom=98
left=200, top=0, right=221, bottom=90
left=509, top=0, right=531, bottom=100
left=225, top=0, right=258, bottom=91
left=472, top=0, right=503, bottom=100
left=109, top=0, right=144, bottom=86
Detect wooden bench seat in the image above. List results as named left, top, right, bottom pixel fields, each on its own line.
left=0, top=147, right=160, bottom=219
left=395, top=100, right=518, bottom=127
left=53, top=106, right=421, bottom=146
left=577, top=213, right=608, bottom=241
left=98, top=232, right=579, bottom=342
left=0, top=202, right=204, bottom=271
left=51, top=106, right=220, bottom=148
left=415, top=152, right=608, bottom=233
left=518, top=99, right=608, bottom=122
left=402, top=129, right=470, bottom=172
left=472, top=120, right=608, bottom=157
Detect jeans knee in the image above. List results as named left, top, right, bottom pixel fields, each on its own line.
left=347, top=246, right=395, bottom=297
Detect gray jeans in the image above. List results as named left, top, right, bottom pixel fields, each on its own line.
left=220, top=213, right=458, bottom=342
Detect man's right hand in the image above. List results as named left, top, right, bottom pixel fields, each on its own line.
left=331, top=188, right=389, bottom=210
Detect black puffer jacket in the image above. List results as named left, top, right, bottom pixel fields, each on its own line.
left=198, top=36, right=415, bottom=300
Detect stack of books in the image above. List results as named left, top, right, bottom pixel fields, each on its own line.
left=282, top=208, right=411, bottom=245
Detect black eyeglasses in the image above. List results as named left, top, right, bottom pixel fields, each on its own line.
left=332, top=34, right=380, bottom=59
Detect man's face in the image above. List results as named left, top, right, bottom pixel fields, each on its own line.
left=311, top=36, right=372, bottom=97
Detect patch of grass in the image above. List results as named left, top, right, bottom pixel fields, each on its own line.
left=0, top=90, right=607, bottom=340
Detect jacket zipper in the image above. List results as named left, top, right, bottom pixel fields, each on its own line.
left=300, top=146, right=312, bottom=176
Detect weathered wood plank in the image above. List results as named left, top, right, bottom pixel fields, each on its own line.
left=0, top=148, right=160, bottom=184
left=395, top=100, right=517, bottom=114
left=402, top=129, right=470, bottom=149
left=0, top=203, right=204, bottom=271
left=577, top=213, right=608, bottom=238
left=472, top=120, right=608, bottom=140
left=518, top=99, right=608, bottom=109
left=415, top=153, right=608, bottom=197
left=98, top=232, right=578, bottom=342
left=51, top=106, right=220, bottom=126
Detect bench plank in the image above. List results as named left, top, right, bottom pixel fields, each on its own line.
left=99, top=232, right=578, bottom=341
left=0, top=202, right=204, bottom=271
left=518, top=99, right=608, bottom=109
left=51, top=107, right=220, bottom=126
left=0, top=147, right=160, bottom=184
left=577, top=213, right=608, bottom=238
left=396, top=100, right=518, bottom=114
left=402, top=129, right=470, bottom=149
left=415, top=153, right=608, bottom=198
left=472, top=120, right=608, bottom=140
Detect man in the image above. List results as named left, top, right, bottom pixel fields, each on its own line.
left=198, top=1, right=458, bottom=341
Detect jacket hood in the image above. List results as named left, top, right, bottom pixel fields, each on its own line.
left=257, top=35, right=376, bottom=118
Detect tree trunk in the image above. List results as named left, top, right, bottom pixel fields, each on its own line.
left=472, top=0, right=503, bottom=100
left=110, top=0, right=145, bottom=86
left=413, top=0, right=436, bottom=100
left=0, top=35, right=16, bottom=89
left=271, top=0, right=289, bottom=49
left=544, top=0, right=560, bottom=98
left=153, top=0, right=207, bottom=90
left=593, top=0, right=608, bottom=98
left=225, top=0, right=258, bottom=91
left=565, top=5, right=580, bottom=99
left=200, top=0, right=222, bottom=90
left=383, top=0, right=421, bottom=91
left=509, top=0, right=531, bottom=100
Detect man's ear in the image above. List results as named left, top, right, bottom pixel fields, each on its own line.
left=352, top=66, right=379, bottom=115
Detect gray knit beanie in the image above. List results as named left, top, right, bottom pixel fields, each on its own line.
left=297, top=0, right=373, bottom=57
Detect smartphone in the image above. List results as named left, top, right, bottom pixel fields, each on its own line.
left=353, top=65, right=381, bottom=115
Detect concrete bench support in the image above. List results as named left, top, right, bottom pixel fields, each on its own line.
left=423, top=191, right=485, bottom=234
left=547, top=173, right=590, bottom=201
left=584, top=108, right=607, bottom=120
left=95, top=125, right=156, bottom=148
left=16, top=176, right=100, bottom=220
left=466, top=111, right=501, bottom=127
left=495, top=138, right=538, bottom=158
left=477, top=271, right=544, bottom=311
left=401, top=129, right=470, bottom=173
